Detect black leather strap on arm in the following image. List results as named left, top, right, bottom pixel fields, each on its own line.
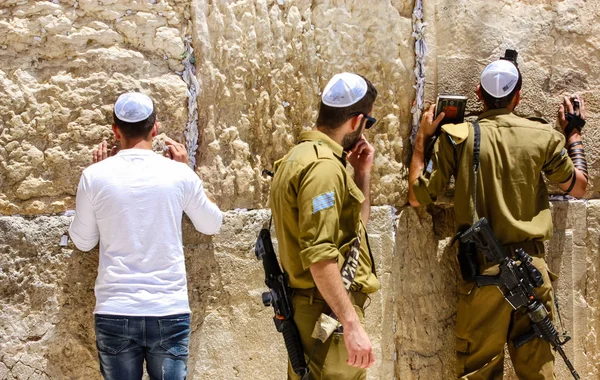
left=565, top=113, right=586, bottom=138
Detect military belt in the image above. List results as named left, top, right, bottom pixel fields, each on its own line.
left=292, top=288, right=369, bottom=309
left=506, top=241, right=545, bottom=257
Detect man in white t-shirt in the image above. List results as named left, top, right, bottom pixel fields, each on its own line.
left=69, top=92, right=222, bottom=380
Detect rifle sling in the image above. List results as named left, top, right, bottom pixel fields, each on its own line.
left=322, top=221, right=364, bottom=318
left=472, top=120, right=481, bottom=224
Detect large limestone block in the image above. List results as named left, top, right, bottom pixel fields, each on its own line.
left=0, top=1, right=189, bottom=215
left=582, top=200, right=600, bottom=378
left=394, top=205, right=458, bottom=380
left=422, top=0, right=600, bottom=195
left=189, top=0, right=415, bottom=210
left=0, top=215, right=98, bottom=380
left=0, top=206, right=394, bottom=379
left=395, top=201, right=599, bottom=380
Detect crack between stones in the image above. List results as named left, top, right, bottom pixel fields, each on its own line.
left=410, top=0, right=427, bottom=147
left=182, top=37, right=201, bottom=170
left=7, top=358, right=50, bottom=380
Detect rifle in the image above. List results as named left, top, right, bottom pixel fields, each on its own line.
left=255, top=228, right=309, bottom=378
left=459, top=217, right=580, bottom=379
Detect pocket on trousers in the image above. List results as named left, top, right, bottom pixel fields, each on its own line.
left=457, top=278, right=476, bottom=295
left=95, top=316, right=130, bottom=355
left=159, top=315, right=191, bottom=357
left=455, top=336, right=470, bottom=376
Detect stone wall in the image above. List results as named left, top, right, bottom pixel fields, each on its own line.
left=0, top=207, right=395, bottom=379
left=2, top=0, right=600, bottom=379
left=2, top=204, right=599, bottom=379
left=2, top=0, right=598, bottom=215
left=0, top=0, right=191, bottom=215
left=0, top=0, right=415, bottom=215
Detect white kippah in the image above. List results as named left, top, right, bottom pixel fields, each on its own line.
left=480, top=60, right=520, bottom=98
left=321, top=72, right=368, bottom=107
left=114, top=92, right=154, bottom=123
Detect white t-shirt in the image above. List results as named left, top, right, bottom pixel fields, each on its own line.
left=69, top=149, right=222, bottom=316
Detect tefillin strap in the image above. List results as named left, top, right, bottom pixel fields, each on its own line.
left=472, top=121, right=481, bottom=224
left=567, top=140, right=588, bottom=181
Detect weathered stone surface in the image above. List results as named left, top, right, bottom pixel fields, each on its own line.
left=0, top=207, right=394, bottom=379
left=0, top=0, right=415, bottom=215
left=394, top=205, right=458, bottom=380
left=190, top=0, right=414, bottom=210
left=3, top=0, right=600, bottom=215
left=0, top=0, right=190, bottom=215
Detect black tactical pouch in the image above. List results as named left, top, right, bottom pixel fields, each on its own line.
left=457, top=240, right=479, bottom=282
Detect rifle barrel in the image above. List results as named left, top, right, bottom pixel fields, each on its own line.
left=555, top=345, right=580, bottom=380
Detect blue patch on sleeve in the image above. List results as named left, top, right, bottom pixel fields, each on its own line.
left=426, top=160, right=433, bottom=174
left=313, top=191, right=335, bottom=214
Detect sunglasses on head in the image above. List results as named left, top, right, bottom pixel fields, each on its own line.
left=349, top=112, right=377, bottom=129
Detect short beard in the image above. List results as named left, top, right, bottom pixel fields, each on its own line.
left=342, top=126, right=362, bottom=152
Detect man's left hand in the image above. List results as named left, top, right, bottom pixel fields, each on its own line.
left=419, top=104, right=445, bottom=139
left=165, top=137, right=188, bottom=164
left=348, top=135, right=374, bottom=175
left=92, top=141, right=119, bottom=164
left=558, top=95, right=586, bottom=132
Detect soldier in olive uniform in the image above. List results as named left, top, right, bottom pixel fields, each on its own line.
left=270, top=72, right=380, bottom=379
left=409, top=57, right=589, bottom=379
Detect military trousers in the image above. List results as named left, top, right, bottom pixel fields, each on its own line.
left=455, top=256, right=556, bottom=379
left=287, top=289, right=368, bottom=380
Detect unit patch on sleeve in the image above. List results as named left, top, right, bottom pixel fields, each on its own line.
left=312, top=191, right=335, bottom=214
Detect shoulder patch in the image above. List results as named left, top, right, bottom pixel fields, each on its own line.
left=273, top=158, right=283, bottom=173
left=314, top=141, right=336, bottom=160
left=425, top=159, right=434, bottom=174
left=441, top=122, right=470, bottom=145
left=313, top=191, right=335, bottom=213
left=526, top=116, right=550, bottom=124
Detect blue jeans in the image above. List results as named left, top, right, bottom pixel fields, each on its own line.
left=94, top=313, right=190, bottom=380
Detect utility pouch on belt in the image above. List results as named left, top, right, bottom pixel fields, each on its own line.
left=457, top=240, right=479, bottom=282
left=311, top=313, right=339, bottom=342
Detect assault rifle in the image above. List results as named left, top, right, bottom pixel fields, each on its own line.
left=255, top=228, right=309, bottom=378
left=459, top=218, right=580, bottom=380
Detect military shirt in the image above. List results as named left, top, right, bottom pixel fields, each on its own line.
left=270, top=130, right=380, bottom=294
left=413, top=108, right=574, bottom=244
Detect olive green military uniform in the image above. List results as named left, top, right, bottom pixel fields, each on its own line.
left=270, top=130, right=380, bottom=380
left=413, top=109, right=574, bottom=380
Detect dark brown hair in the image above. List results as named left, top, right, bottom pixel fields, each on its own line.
left=316, top=76, right=378, bottom=130
left=113, top=110, right=156, bottom=139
